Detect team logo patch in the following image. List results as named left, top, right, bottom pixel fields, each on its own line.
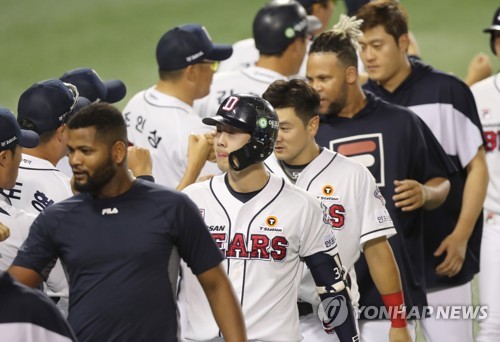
left=330, top=133, right=385, bottom=187
left=374, top=186, right=386, bottom=205
left=266, top=215, right=278, bottom=227
left=199, top=209, right=205, bottom=219
left=258, top=117, right=268, bottom=129
left=321, top=202, right=346, bottom=230
left=322, top=185, right=335, bottom=197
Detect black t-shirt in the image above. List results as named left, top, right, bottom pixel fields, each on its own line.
left=316, top=92, right=455, bottom=318
left=13, top=179, right=223, bottom=341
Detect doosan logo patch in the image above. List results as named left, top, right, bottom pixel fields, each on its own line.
left=102, top=207, right=119, bottom=215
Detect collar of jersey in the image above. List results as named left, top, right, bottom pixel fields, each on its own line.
left=241, top=66, right=288, bottom=83
left=145, top=86, right=194, bottom=112
left=20, top=154, right=59, bottom=170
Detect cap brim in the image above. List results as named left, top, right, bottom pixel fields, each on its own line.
left=103, top=80, right=127, bottom=103
left=306, top=15, right=322, bottom=33
left=18, top=129, right=39, bottom=149
left=205, top=44, right=233, bottom=62
left=484, top=25, right=500, bottom=33
left=202, top=115, right=251, bottom=131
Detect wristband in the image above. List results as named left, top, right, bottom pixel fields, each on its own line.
left=381, top=291, right=407, bottom=328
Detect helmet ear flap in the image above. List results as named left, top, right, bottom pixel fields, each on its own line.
left=228, top=139, right=267, bottom=171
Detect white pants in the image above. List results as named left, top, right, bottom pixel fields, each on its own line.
left=358, top=319, right=416, bottom=342
left=420, top=282, right=474, bottom=342
left=477, top=215, right=500, bottom=342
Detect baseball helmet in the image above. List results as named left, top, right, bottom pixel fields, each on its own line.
left=203, top=94, right=279, bottom=171
left=254, top=1, right=321, bottom=55
left=484, top=7, right=500, bottom=54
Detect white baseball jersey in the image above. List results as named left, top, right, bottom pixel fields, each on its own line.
left=123, top=87, right=220, bottom=188
left=2, top=154, right=71, bottom=302
left=0, top=195, right=68, bottom=297
left=471, top=74, right=500, bottom=214
left=217, top=37, right=365, bottom=82
left=193, top=66, right=288, bottom=119
left=181, top=173, right=339, bottom=341
left=7, top=154, right=73, bottom=216
left=265, top=149, right=396, bottom=308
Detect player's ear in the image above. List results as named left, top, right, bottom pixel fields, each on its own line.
left=111, top=140, right=127, bottom=165
left=308, top=115, right=320, bottom=136
left=185, top=64, right=198, bottom=82
left=0, top=150, right=8, bottom=164
left=397, top=33, right=410, bottom=54
left=345, top=65, right=357, bottom=85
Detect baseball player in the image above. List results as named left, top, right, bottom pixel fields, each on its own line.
left=123, top=24, right=231, bottom=189
left=194, top=0, right=321, bottom=118
left=56, top=67, right=127, bottom=177
left=181, top=93, right=359, bottom=341
left=218, top=0, right=330, bottom=74
left=8, top=102, right=246, bottom=342
left=0, top=107, right=40, bottom=270
left=358, top=3, right=489, bottom=341
left=262, top=78, right=410, bottom=342
left=471, top=7, right=500, bottom=341
left=306, top=17, right=455, bottom=341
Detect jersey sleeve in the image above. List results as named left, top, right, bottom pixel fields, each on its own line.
left=11, top=209, right=59, bottom=280
left=173, top=193, right=224, bottom=275
left=358, top=167, right=396, bottom=248
left=298, top=193, right=339, bottom=258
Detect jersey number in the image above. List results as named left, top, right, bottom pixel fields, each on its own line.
left=484, top=131, right=500, bottom=152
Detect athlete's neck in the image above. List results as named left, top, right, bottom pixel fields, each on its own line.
left=377, top=56, right=412, bottom=93
left=22, top=146, right=62, bottom=167
left=227, top=163, right=270, bottom=193
left=337, top=85, right=368, bottom=119
left=94, top=167, right=135, bottom=199
left=155, top=80, right=195, bottom=107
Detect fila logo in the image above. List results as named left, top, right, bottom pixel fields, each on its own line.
left=102, top=207, right=119, bottom=215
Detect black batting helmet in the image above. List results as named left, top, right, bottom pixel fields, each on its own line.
left=203, top=94, right=279, bottom=171
left=484, top=7, right=500, bottom=55
left=253, top=1, right=321, bottom=55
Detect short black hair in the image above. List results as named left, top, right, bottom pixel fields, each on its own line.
left=67, top=102, right=128, bottom=145
left=262, top=79, right=320, bottom=126
left=309, top=31, right=358, bottom=68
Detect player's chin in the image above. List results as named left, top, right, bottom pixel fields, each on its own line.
left=216, top=160, right=230, bottom=172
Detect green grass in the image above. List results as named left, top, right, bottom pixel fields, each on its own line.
left=0, top=0, right=497, bottom=113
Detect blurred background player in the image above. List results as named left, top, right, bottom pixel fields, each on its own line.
left=357, top=3, right=488, bottom=341
left=56, top=67, right=127, bottom=176
left=182, top=93, right=359, bottom=341
left=470, top=7, right=500, bottom=342
left=123, top=24, right=232, bottom=189
left=218, top=0, right=330, bottom=74
left=263, top=79, right=411, bottom=341
left=194, top=0, right=321, bottom=118
left=306, top=16, right=455, bottom=341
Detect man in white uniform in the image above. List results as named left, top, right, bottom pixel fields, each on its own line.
left=123, top=24, right=232, bottom=188
left=182, top=94, right=359, bottom=341
left=194, top=0, right=321, bottom=118
left=218, top=0, right=333, bottom=75
left=471, top=7, right=500, bottom=341
left=5, top=79, right=89, bottom=313
left=263, top=79, right=411, bottom=342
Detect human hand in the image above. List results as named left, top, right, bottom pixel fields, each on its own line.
left=393, top=179, right=427, bottom=211
left=127, top=146, right=153, bottom=177
left=203, top=131, right=216, bottom=162
left=0, top=222, right=10, bottom=241
left=188, top=134, right=213, bottom=166
left=389, top=326, right=412, bottom=342
left=434, top=232, right=467, bottom=277
left=465, top=53, right=492, bottom=86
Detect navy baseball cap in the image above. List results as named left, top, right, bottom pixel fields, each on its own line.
left=0, top=107, right=39, bottom=151
left=17, top=79, right=90, bottom=134
left=156, top=24, right=233, bottom=71
left=254, top=1, right=322, bottom=54
left=484, top=8, right=500, bottom=33
left=59, top=68, right=127, bottom=103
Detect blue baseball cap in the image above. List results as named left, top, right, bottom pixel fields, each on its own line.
left=59, top=68, right=127, bottom=103
left=17, top=79, right=90, bottom=134
left=0, top=107, right=39, bottom=151
left=156, top=24, right=233, bottom=71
